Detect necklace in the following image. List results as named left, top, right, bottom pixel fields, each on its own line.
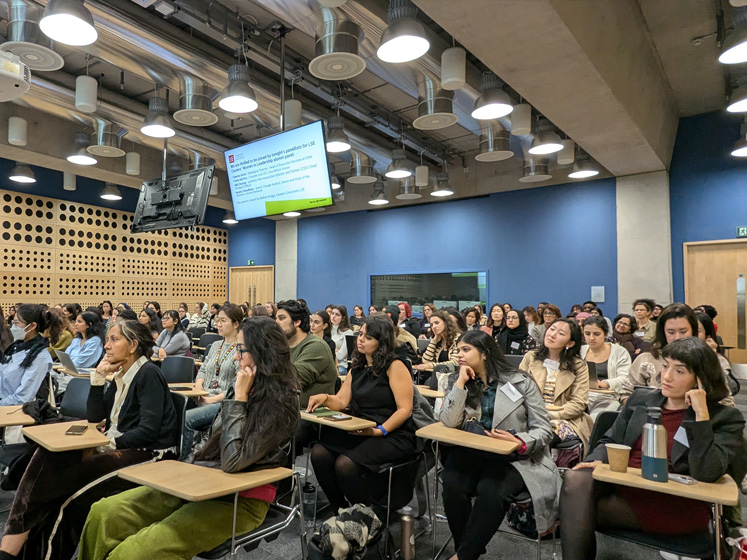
left=215, top=340, right=237, bottom=377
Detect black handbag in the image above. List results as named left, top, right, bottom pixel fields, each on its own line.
left=462, top=418, right=487, bottom=436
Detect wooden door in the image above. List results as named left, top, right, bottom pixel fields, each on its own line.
left=229, top=266, right=274, bottom=306
left=684, top=239, right=747, bottom=363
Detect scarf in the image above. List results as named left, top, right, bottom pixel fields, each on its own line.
left=1, top=334, right=49, bottom=369
left=498, top=313, right=529, bottom=354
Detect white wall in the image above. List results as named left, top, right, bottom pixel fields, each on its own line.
left=274, top=219, right=297, bottom=300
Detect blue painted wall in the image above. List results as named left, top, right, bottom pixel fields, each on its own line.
left=296, top=178, right=618, bottom=315
left=226, top=217, right=276, bottom=268
left=669, top=111, right=747, bottom=301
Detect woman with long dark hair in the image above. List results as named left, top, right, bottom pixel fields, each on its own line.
left=307, top=314, right=416, bottom=510
left=100, top=301, right=113, bottom=327
left=330, top=305, right=354, bottom=375
left=480, top=304, right=505, bottom=342
left=560, top=337, right=746, bottom=559
left=350, top=305, right=366, bottom=329
left=138, top=308, right=162, bottom=342
left=440, top=330, right=559, bottom=560
left=413, top=310, right=459, bottom=374
left=53, top=311, right=105, bottom=393
left=78, top=316, right=299, bottom=559
left=152, top=310, right=191, bottom=359
left=310, top=309, right=337, bottom=357
left=44, top=307, right=73, bottom=360
left=519, top=318, right=593, bottom=448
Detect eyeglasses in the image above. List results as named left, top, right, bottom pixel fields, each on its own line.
left=543, top=311, right=556, bottom=317
left=506, top=316, right=520, bottom=321
left=237, top=345, right=249, bottom=356
left=214, top=318, right=229, bottom=324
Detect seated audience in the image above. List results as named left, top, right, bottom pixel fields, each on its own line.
left=414, top=310, right=459, bottom=374
left=520, top=318, right=593, bottom=449
left=579, top=316, right=631, bottom=418
left=152, top=310, right=191, bottom=359
left=481, top=303, right=505, bottom=343
left=384, top=307, right=418, bottom=365
left=100, top=300, right=113, bottom=327
left=310, top=309, right=337, bottom=357
left=611, top=313, right=648, bottom=360
left=652, top=303, right=664, bottom=320
left=54, top=311, right=104, bottom=392
left=78, top=317, right=299, bottom=560
left=589, top=305, right=614, bottom=333
left=464, top=307, right=481, bottom=331
left=0, top=304, right=56, bottom=406
left=63, top=303, right=80, bottom=323
left=696, top=312, right=737, bottom=403
left=445, top=308, right=467, bottom=335
left=440, top=330, right=559, bottom=560
left=559, top=337, right=746, bottom=559
left=205, top=303, right=220, bottom=333
left=0, top=320, right=177, bottom=558
left=569, top=304, right=584, bottom=316
left=307, top=314, right=416, bottom=511
left=498, top=309, right=537, bottom=356
left=632, top=298, right=657, bottom=342
left=44, top=307, right=73, bottom=360
left=188, top=302, right=209, bottom=330
left=523, top=305, right=540, bottom=333
left=396, top=302, right=421, bottom=337
left=350, top=305, right=366, bottom=330
left=139, top=308, right=162, bottom=342
left=180, top=304, right=242, bottom=461
left=330, top=305, right=354, bottom=375
left=116, top=309, right=137, bottom=322
left=419, top=303, right=436, bottom=338
left=264, top=301, right=277, bottom=318
left=177, top=302, right=190, bottom=329
left=368, top=305, right=379, bottom=315
left=276, top=300, right=336, bottom=406
left=503, top=303, right=513, bottom=313
left=250, top=304, right=269, bottom=317
left=147, top=301, right=162, bottom=319
left=5, top=305, right=15, bottom=326
left=530, top=304, right=561, bottom=345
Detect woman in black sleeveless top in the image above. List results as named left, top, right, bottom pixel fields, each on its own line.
left=307, top=314, right=416, bottom=510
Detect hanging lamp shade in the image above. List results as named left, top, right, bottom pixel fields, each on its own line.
left=219, top=65, right=258, bottom=114
left=222, top=210, right=238, bottom=224
left=40, top=0, right=97, bottom=46
left=568, top=154, right=600, bottom=179
left=347, top=150, right=376, bottom=184
left=283, top=211, right=302, bottom=217
left=67, top=131, right=97, bottom=165
left=471, top=72, right=513, bottom=120
left=125, top=151, right=140, bottom=175
left=284, top=99, right=302, bottom=129
left=368, top=179, right=390, bottom=205
left=528, top=118, right=563, bottom=155
left=141, top=97, right=175, bottom=138
left=8, top=116, right=27, bottom=146
left=75, top=75, right=97, bottom=113
left=510, top=103, right=532, bottom=135
left=415, top=165, right=429, bottom=186
left=325, top=115, right=351, bottom=152
left=377, top=0, right=429, bottom=63
left=441, top=47, right=466, bottom=90
left=720, top=7, right=747, bottom=64
left=385, top=148, right=412, bottom=178
left=431, top=171, right=454, bottom=197
left=100, top=183, right=122, bottom=200
left=732, top=120, right=747, bottom=157
left=63, top=172, right=76, bottom=191
left=727, top=81, right=747, bottom=113
left=557, top=139, right=575, bottom=165
left=9, top=162, right=35, bottom=183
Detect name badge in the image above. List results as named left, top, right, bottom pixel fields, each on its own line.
left=501, top=382, right=522, bottom=402
left=543, top=359, right=560, bottom=372
left=634, top=330, right=645, bottom=337
left=510, top=341, right=520, bottom=350
left=674, top=426, right=689, bottom=448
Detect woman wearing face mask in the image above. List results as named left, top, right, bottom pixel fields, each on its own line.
left=310, top=310, right=337, bottom=358
left=413, top=310, right=459, bottom=374
left=179, top=304, right=242, bottom=461
left=480, top=304, right=505, bottom=343
left=519, top=318, right=593, bottom=449
left=559, top=337, right=745, bottom=560
left=440, top=331, right=559, bottom=560
left=53, top=312, right=105, bottom=393
left=498, top=310, right=537, bottom=356
left=0, top=305, right=58, bottom=406
left=330, top=305, right=354, bottom=376
left=153, top=310, right=191, bottom=360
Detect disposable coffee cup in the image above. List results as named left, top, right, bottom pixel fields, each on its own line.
left=606, top=443, right=631, bottom=473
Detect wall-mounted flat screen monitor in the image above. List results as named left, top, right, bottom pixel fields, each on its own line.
left=131, top=164, right=214, bottom=233
left=224, top=120, right=333, bottom=220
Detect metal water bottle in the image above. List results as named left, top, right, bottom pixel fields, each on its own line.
left=400, top=506, right=415, bottom=560
left=641, top=407, right=668, bottom=482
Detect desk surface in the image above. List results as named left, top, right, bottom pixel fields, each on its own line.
left=589, top=388, right=617, bottom=395
left=51, top=364, right=89, bottom=378
left=0, top=405, right=35, bottom=428
left=23, top=421, right=110, bottom=452
left=300, top=410, right=376, bottom=431
left=118, top=460, right=292, bottom=501
left=416, top=385, right=445, bottom=399
left=592, top=464, right=738, bottom=506
left=416, top=422, right=518, bottom=455
left=168, top=383, right=209, bottom=398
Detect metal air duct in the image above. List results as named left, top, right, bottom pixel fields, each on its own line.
left=189, top=152, right=215, bottom=169
left=309, top=6, right=365, bottom=80
left=346, top=149, right=376, bottom=184
left=519, top=157, right=551, bottom=183
left=475, top=121, right=513, bottom=162
left=174, top=74, right=218, bottom=126
left=0, top=0, right=64, bottom=71
left=413, top=70, right=457, bottom=130
left=87, top=120, right=126, bottom=157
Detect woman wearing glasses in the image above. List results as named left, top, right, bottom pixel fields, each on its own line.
left=179, top=304, right=242, bottom=461
left=498, top=310, right=537, bottom=356
left=530, top=304, right=562, bottom=346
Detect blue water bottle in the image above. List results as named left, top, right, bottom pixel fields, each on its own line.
left=641, top=407, right=668, bottom=482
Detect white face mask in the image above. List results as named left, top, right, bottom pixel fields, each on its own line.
left=10, top=323, right=29, bottom=342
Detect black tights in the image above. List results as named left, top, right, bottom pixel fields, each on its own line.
left=310, top=444, right=389, bottom=511
left=559, top=468, right=640, bottom=560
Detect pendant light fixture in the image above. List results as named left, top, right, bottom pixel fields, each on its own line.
left=568, top=153, right=600, bottom=179
left=368, top=179, right=390, bottom=205
left=325, top=115, right=351, bottom=153
left=75, top=75, right=97, bottom=113
left=283, top=211, right=302, bottom=217
left=377, top=0, right=430, bottom=63
left=347, top=149, right=377, bottom=184
left=219, top=65, right=258, bottom=114
left=471, top=72, right=513, bottom=120
left=475, top=121, right=513, bottom=162
left=141, top=96, right=175, bottom=138
left=67, top=131, right=97, bottom=165
left=329, top=164, right=341, bottom=190
left=557, top=139, right=576, bottom=165
left=39, top=0, right=97, bottom=47
left=529, top=118, right=563, bottom=155
left=719, top=7, right=747, bottom=64
left=518, top=157, right=551, bottom=183
left=431, top=171, right=454, bottom=197
left=63, top=172, right=76, bottom=191
left=386, top=148, right=412, bottom=179
left=99, top=183, right=122, bottom=200
left=9, top=162, right=35, bottom=184
left=284, top=99, right=302, bottom=129
left=510, top=103, right=532, bottom=135
left=415, top=160, right=429, bottom=187
left=441, top=46, right=466, bottom=91
left=222, top=210, right=238, bottom=224
left=727, top=71, right=747, bottom=112
left=125, top=150, right=140, bottom=175
left=8, top=116, right=27, bottom=146
left=732, top=118, right=747, bottom=157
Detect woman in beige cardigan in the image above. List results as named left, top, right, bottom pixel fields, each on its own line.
left=519, top=318, right=593, bottom=449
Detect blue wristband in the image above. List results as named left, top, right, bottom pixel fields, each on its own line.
left=376, top=424, right=388, bottom=436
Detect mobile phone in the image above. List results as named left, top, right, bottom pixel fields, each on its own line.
left=329, top=414, right=352, bottom=421
left=668, top=473, right=697, bottom=485
left=65, top=425, right=88, bottom=436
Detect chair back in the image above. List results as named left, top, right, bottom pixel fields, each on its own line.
left=59, top=377, right=91, bottom=419
left=504, top=354, right=524, bottom=368
left=204, top=342, right=214, bottom=357
left=160, top=356, right=195, bottom=383
left=198, top=333, right=223, bottom=347
left=417, top=338, right=430, bottom=355
left=170, top=391, right=188, bottom=457
left=188, top=327, right=205, bottom=340
left=586, top=410, right=620, bottom=456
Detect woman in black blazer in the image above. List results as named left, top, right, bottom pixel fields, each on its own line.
left=559, top=337, right=746, bottom=560
left=0, top=320, right=178, bottom=559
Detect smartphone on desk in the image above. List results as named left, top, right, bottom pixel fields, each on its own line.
left=329, top=414, right=352, bottom=421
left=668, top=473, right=697, bottom=485
left=65, top=425, right=88, bottom=436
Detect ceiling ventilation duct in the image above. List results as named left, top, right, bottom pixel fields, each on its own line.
left=189, top=152, right=215, bottom=169
left=0, top=0, right=64, bottom=71
left=347, top=149, right=376, bottom=184
left=87, top=121, right=126, bottom=157
left=475, top=121, right=513, bottom=162
left=174, top=75, right=218, bottom=126
left=396, top=176, right=421, bottom=200
left=413, top=70, right=457, bottom=130
left=309, top=7, right=366, bottom=80
left=518, top=157, right=551, bottom=183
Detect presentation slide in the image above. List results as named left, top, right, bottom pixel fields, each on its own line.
left=224, top=121, right=333, bottom=220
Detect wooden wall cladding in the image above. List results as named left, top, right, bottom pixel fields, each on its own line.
left=0, top=190, right=228, bottom=314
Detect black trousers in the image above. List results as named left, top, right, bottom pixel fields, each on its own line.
left=441, top=447, right=526, bottom=560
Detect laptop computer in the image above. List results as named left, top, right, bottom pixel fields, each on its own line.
left=586, top=361, right=600, bottom=389
left=56, top=350, right=96, bottom=377
left=344, top=334, right=357, bottom=359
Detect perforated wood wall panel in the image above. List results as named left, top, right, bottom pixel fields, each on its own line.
left=0, top=190, right=228, bottom=314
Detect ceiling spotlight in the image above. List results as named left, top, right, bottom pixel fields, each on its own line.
left=529, top=118, right=563, bottom=155
left=385, top=148, right=412, bottom=179
left=568, top=154, right=600, bottom=179
left=283, top=211, right=302, bottom=217
left=471, top=72, right=513, bottom=120
left=377, top=0, right=430, bottom=63
left=719, top=8, right=747, bottom=64
left=141, top=97, right=175, bottom=138
left=331, top=174, right=341, bottom=190
left=40, top=0, right=97, bottom=46
left=727, top=81, right=747, bottom=113
left=222, top=210, right=238, bottom=224
left=9, top=162, right=35, bottom=184
left=219, top=65, right=258, bottom=114
left=67, top=131, right=97, bottom=165
left=100, top=183, right=122, bottom=201
left=396, top=176, right=422, bottom=200
left=369, top=180, right=390, bottom=205
left=325, top=116, right=351, bottom=153
left=431, top=172, right=454, bottom=197
left=731, top=119, right=747, bottom=157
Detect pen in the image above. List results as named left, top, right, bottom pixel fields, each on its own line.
left=8, top=407, right=22, bottom=414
